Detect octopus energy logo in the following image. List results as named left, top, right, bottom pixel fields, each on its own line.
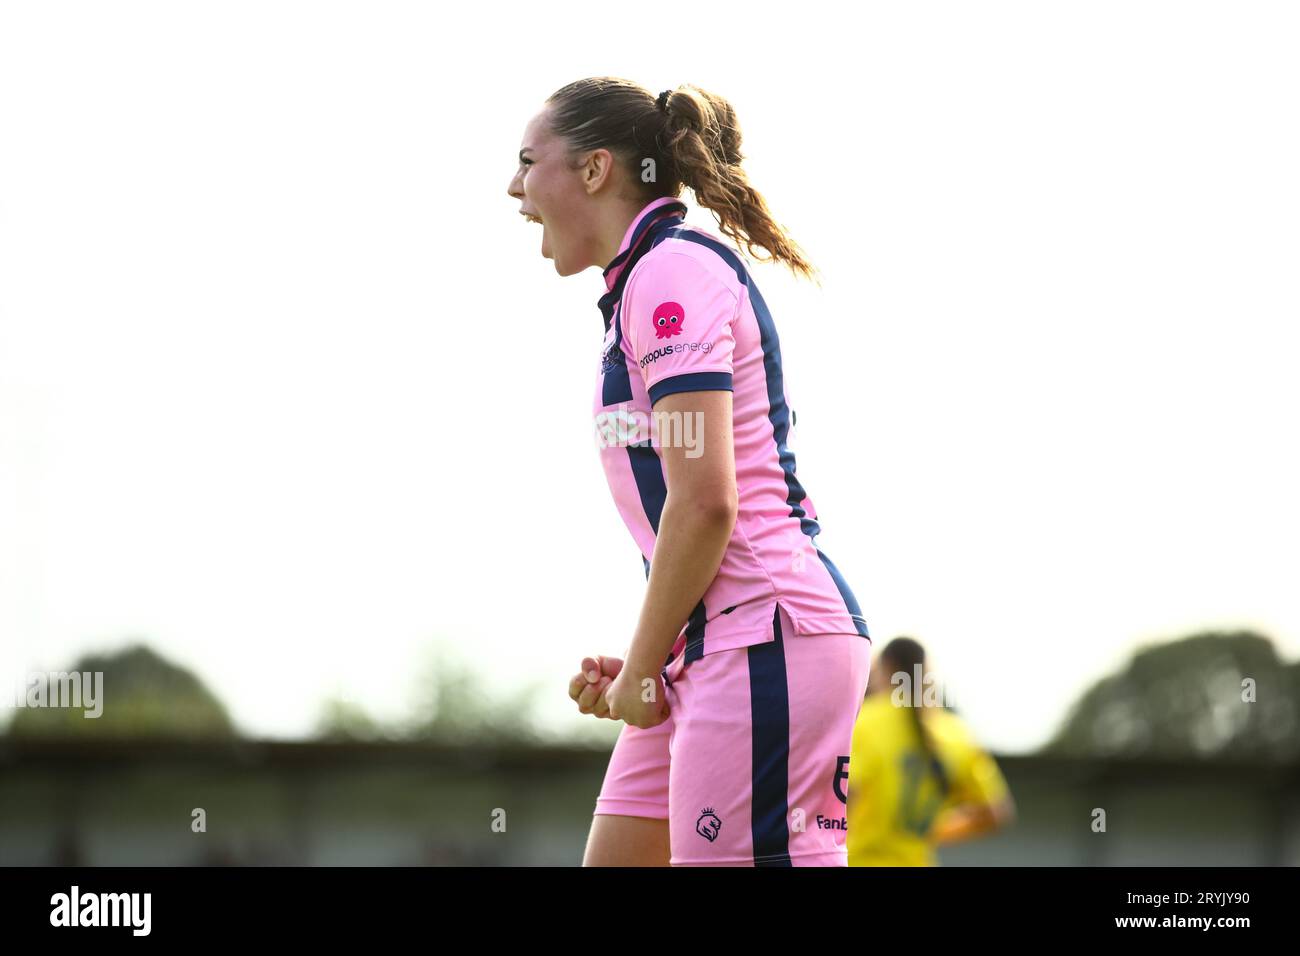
left=594, top=404, right=705, bottom=458
left=652, top=300, right=686, bottom=339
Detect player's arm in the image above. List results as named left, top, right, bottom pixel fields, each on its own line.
left=571, top=388, right=734, bottom=721
left=930, top=797, right=1015, bottom=844
left=930, top=744, right=1016, bottom=845
left=608, top=251, right=739, bottom=725
left=624, top=386, right=736, bottom=685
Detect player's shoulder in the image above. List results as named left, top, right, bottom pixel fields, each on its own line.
left=925, top=706, right=966, bottom=733
left=627, top=225, right=744, bottom=300
left=927, top=707, right=979, bottom=751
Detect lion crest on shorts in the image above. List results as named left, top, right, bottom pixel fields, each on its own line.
left=695, top=807, right=722, bottom=842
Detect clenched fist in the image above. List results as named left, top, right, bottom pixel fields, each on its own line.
left=568, top=655, right=623, bottom=719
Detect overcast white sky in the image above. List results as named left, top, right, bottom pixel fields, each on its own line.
left=1, top=1, right=1296, bottom=753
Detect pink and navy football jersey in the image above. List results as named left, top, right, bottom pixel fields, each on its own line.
left=593, top=195, right=870, bottom=663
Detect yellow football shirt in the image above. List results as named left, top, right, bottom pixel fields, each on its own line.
left=847, top=694, right=1009, bottom=866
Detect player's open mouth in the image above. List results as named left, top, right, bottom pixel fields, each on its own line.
left=521, top=210, right=551, bottom=258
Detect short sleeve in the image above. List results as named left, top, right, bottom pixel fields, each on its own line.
left=959, top=748, right=1010, bottom=807
left=945, top=721, right=1010, bottom=808
left=621, top=250, right=738, bottom=405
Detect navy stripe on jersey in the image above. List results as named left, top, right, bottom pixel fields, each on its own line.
left=647, top=370, right=733, bottom=406
left=748, top=604, right=792, bottom=866
left=627, top=442, right=666, bottom=530
left=601, top=301, right=631, bottom=406
left=659, top=229, right=816, bottom=532
left=682, top=602, right=708, bottom=663
left=668, top=228, right=870, bottom=639
left=815, top=548, right=870, bottom=639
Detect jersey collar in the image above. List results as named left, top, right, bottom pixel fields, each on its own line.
left=598, top=195, right=687, bottom=331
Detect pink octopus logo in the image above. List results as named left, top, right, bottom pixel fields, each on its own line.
left=652, top=301, right=685, bottom=339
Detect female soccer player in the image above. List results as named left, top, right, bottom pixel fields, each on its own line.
left=846, top=637, right=1016, bottom=866
left=508, top=77, right=872, bottom=866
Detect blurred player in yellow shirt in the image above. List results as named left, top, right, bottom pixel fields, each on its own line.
left=848, top=637, right=1015, bottom=866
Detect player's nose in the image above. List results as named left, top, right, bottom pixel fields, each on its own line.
left=506, top=168, right=524, bottom=200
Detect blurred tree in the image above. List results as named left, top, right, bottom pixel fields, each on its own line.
left=314, top=696, right=387, bottom=741
left=6, top=643, right=235, bottom=739
left=404, top=643, right=548, bottom=746
left=1043, top=630, right=1299, bottom=762
left=312, top=641, right=553, bottom=746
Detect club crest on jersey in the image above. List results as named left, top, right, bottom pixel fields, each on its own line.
left=600, top=341, right=623, bottom=373
left=695, top=807, right=722, bottom=842
left=652, top=301, right=685, bottom=339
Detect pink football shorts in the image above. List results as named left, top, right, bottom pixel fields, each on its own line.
left=593, top=601, right=872, bottom=866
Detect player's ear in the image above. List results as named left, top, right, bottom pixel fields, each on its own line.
left=581, top=147, right=615, bottom=195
